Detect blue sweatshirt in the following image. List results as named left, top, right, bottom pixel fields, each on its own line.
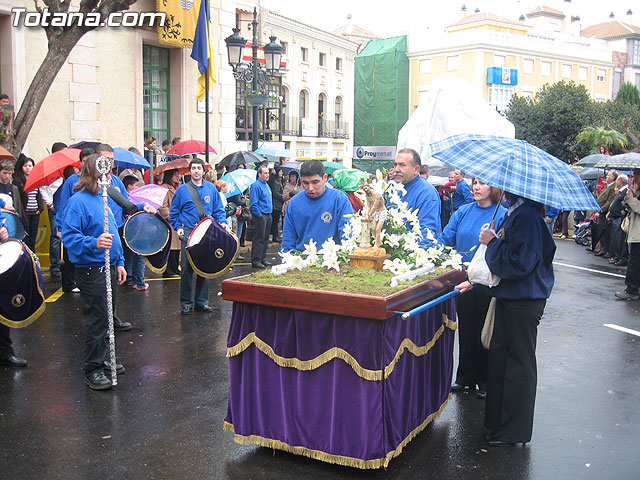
left=484, top=202, right=556, bottom=300
left=55, top=174, right=142, bottom=231
left=452, top=179, right=473, bottom=210
left=249, top=179, right=273, bottom=216
left=439, top=202, right=507, bottom=263
left=282, top=186, right=354, bottom=252
left=397, top=176, right=442, bottom=243
left=169, top=181, right=227, bottom=231
left=61, top=190, right=124, bottom=267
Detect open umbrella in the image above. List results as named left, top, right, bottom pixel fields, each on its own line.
left=254, top=146, right=296, bottom=158
left=430, top=134, right=600, bottom=211
left=322, top=161, right=346, bottom=175
left=218, top=151, right=264, bottom=169
left=594, top=152, right=640, bottom=169
left=128, top=184, right=169, bottom=209
left=24, top=148, right=81, bottom=192
left=575, top=153, right=607, bottom=168
left=69, top=141, right=100, bottom=150
left=0, top=146, right=14, bottom=161
left=577, top=167, right=605, bottom=180
left=168, top=140, right=216, bottom=156
left=279, top=162, right=301, bottom=175
left=113, top=147, right=151, bottom=170
left=220, top=168, right=257, bottom=197
left=153, top=157, right=212, bottom=175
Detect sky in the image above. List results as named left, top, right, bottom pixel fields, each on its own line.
left=261, top=0, right=636, bottom=38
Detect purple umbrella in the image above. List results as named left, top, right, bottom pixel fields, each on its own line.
left=129, top=184, right=168, bottom=209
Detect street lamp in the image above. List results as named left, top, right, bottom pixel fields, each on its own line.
left=224, top=7, right=283, bottom=152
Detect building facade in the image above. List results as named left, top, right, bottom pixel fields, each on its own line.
left=407, top=9, right=613, bottom=114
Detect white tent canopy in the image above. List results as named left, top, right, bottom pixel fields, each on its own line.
left=397, top=77, right=515, bottom=166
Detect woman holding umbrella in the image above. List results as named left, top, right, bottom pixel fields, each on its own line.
left=616, top=168, right=640, bottom=300
left=13, top=155, right=44, bottom=251
left=158, top=169, right=181, bottom=277
left=439, top=179, right=507, bottom=400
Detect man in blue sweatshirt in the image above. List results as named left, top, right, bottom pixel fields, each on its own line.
left=170, top=158, right=228, bottom=314
left=61, top=154, right=128, bottom=390
left=451, top=169, right=474, bottom=212
left=391, top=148, right=442, bottom=243
left=282, top=160, right=353, bottom=253
left=250, top=165, right=273, bottom=268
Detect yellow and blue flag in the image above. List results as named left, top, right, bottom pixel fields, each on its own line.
left=157, top=0, right=201, bottom=48
left=190, top=0, right=216, bottom=101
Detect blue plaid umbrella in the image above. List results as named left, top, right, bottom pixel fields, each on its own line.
left=220, top=168, right=257, bottom=198
left=429, top=134, right=600, bottom=211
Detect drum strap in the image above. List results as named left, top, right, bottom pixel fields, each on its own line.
left=186, top=183, right=207, bottom=220
left=107, top=186, right=138, bottom=215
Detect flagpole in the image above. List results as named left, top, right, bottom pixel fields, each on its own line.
left=204, top=0, right=210, bottom=166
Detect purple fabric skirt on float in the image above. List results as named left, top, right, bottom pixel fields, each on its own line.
left=224, top=299, right=457, bottom=469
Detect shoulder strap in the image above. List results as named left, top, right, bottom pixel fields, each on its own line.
left=107, top=185, right=138, bottom=215
left=186, top=182, right=206, bottom=220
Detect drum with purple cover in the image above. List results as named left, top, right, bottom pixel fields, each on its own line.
left=186, top=217, right=239, bottom=278
left=1, top=209, right=26, bottom=240
left=0, top=239, right=45, bottom=328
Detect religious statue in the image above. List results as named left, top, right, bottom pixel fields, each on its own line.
left=361, top=184, right=387, bottom=249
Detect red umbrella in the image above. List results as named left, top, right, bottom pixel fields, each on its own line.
left=167, top=140, right=216, bottom=156
left=24, top=148, right=81, bottom=192
left=153, top=157, right=213, bottom=176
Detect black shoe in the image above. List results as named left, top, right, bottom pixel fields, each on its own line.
left=0, top=354, right=27, bottom=367
left=614, top=259, right=628, bottom=266
left=114, top=321, right=132, bottom=332
left=84, top=370, right=112, bottom=390
left=585, top=247, right=594, bottom=253
left=262, top=260, right=273, bottom=267
left=252, top=262, right=266, bottom=269
left=103, top=361, right=125, bottom=375
left=194, top=304, right=213, bottom=313
left=594, top=250, right=606, bottom=257
left=477, top=390, right=487, bottom=399
left=272, top=237, right=281, bottom=243
left=181, top=305, right=193, bottom=315
left=450, top=383, right=469, bottom=392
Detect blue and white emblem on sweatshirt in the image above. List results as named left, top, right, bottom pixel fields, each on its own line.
left=204, top=196, right=210, bottom=204
left=321, top=212, right=332, bottom=223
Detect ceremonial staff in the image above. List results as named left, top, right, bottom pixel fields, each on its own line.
left=96, top=155, right=117, bottom=385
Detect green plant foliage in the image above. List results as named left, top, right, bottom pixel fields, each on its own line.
left=576, top=126, right=627, bottom=152
left=506, top=81, right=596, bottom=163
left=615, top=82, right=640, bottom=106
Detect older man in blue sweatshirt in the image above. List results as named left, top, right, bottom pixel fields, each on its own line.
left=170, top=158, right=228, bottom=315
left=391, top=148, right=442, bottom=243
left=250, top=165, right=273, bottom=268
left=282, top=160, right=353, bottom=253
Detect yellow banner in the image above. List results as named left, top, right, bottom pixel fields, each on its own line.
left=157, top=0, right=201, bottom=48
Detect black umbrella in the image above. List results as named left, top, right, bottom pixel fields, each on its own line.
left=594, top=152, right=640, bottom=169
left=69, top=141, right=101, bottom=150
left=218, top=151, right=265, bottom=168
left=575, top=153, right=607, bottom=168
left=577, top=167, right=605, bottom=180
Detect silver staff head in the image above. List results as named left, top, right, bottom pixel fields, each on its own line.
left=96, top=155, right=113, bottom=176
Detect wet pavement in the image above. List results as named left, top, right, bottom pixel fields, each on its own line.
left=1, top=239, right=639, bottom=479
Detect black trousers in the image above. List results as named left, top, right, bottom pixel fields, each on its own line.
left=611, top=217, right=628, bottom=261
left=61, top=246, right=76, bottom=291
left=164, top=249, right=180, bottom=276
left=455, top=288, right=490, bottom=390
left=485, top=298, right=546, bottom=443
left=270, top=209, right=282, bottom=238
left=251, top=213, right=272, bottom=264
left=75, top=266, right=119, bottom=375
left=626, top=243, right=640, bottom=292
left=591, top=215, right=610, bottom=252
left=0, top=323, right=14, bottom=358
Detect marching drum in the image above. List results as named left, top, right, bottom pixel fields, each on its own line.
left=1, top=209, right=26, bottom=240
left=186, top=217, right=239, bottom=278
left=123, top=211, right=173, bottom=274
left=0, top=239, right=45, bottom=328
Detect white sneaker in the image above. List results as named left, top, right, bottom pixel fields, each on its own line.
left=71, top=287, right=80, bottom=293
left=560, top=235, right=566, bottom=239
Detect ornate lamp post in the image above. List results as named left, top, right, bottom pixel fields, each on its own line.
left=225, top=7, right=283, bottom=152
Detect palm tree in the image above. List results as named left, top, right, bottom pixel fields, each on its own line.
left=576, top=127, right=627, bottom=152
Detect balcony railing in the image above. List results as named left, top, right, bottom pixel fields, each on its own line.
left=281, top=116, right=350, bottom=139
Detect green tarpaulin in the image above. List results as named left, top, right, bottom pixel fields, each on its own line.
left=352, top=159, right=395, bottom=175
left=354, top=36, right=409, bottom=148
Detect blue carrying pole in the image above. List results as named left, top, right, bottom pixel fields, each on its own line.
left=394, top=289, right=461, bottom=319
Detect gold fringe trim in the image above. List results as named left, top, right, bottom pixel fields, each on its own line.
left=223, top=394, right=451, bottom=470
left=442, top=313, right=457, bottom=331
left=228, top=311, right=456, bottom=381
left=227, top=332, right=382, bottom=381
left=144, top=256, right=168, bottom=275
